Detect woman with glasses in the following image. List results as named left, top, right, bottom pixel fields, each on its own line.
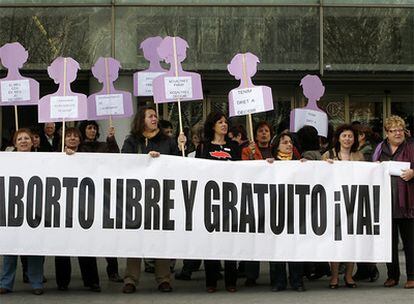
left=374, top=116, right=414, bottom=289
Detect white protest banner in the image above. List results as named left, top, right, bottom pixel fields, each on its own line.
left=386, top=161, right=411, bottom=176
left=231, top=87, right=265, bottom=116
left=137, top=72, right=165, bottom=96
left=95, top=94, right=124, bottom=116
left=164, top=76, right=193, bottom=99
left=0, top=153, right=391, bottom=262
left=50, top=96, right=79, bottom=119
left=0, top=80, right=30, bottom=102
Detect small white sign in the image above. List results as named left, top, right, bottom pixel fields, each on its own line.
left=387, top=161, right=411, bottom=176
left=95, top=94, right=124, bottom=116
left=50, top=96, right=78, bottom=119
left=1, top=79, right=30, bottom=102
left=164, top=76, right=193, bottom=99
left=293, top=108, right=328, bottom=137
left=137, top=72, right=164, bottom=96
left=232, top=87, right=265, bottom=116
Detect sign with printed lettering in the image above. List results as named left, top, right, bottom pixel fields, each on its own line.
left=50, top=96, right=78, bottom=119
left=95, top=94, right=124, bottom=116
left=153, top=36, right=203, bottom=103
left=1, top=80, right=30, bottom=102
left=0, top=42, right=39, bottom=106
left=0, top=153, right=392, bottom=262
left=164, top=76, right=193, bottom=99
left=290, top=75, right=328, bottom=137
left=232, top=87, right=265, bottom=116
left=134, top=37, right=167, bottom=97
left=137, top=72, right=165, bottom=96
left=227, top=53, right=273, bottom=117
left=292, top=108, right=328, bottom=136
left=88, top=57, right=132, bottom=120
left=38, top=57, right=87, bottom=123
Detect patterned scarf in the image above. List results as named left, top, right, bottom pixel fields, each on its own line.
left=277, top=151, right=292, bottom=160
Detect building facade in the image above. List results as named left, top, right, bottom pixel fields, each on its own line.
left=0, top=0, right=413, bottom=144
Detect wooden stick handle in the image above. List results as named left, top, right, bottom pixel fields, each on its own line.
left=14, top=105, right=19, bottom=131
left=248, top=114, right=254, bottom=142
left=177, top=99, right=185, bottom=157
left=242, top=54, right=254, bottom=142
left=61, top=120, right=66, bottom=153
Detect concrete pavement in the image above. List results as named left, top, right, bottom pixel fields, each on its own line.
left=0, top=256, right=413, bottom=304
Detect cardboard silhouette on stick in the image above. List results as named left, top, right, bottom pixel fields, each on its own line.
left=38, top=57, right=87, bottom=123
left=227, top=52, right=273, bottom=117
left=290, top=75, right=328, bottom=137
left=88, top=57, right=133, bottom=121
left=0, top=42, right=39, bottom=106
left=0, top=42, right=40, bottom=130
left=133, top=36, right=167, bottom=96
left=152, top=36, right=203, bottom=103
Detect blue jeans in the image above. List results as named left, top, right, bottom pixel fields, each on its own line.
left=0, top=256, right=44, bottom=290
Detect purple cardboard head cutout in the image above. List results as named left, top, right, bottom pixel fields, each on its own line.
left=152, top=36, right=203, bottom=103
left=38, top=57, right=87, bottom=122
left=290, top=74, right=328, bottom=137
left=227, top=53, right=273, bottom=117
left=88, top=57, right=133, bottom=120
left=0, top=42, right=39, bottom=106
left=300, top=75, right=325, bottom=110
left=133, top=36, right=168, bottom=96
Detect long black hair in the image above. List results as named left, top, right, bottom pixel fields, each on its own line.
left=203, top=111, right=230, bottom=143
left=297, top=125, right=320, bottom=152
left=78, top=120, right=100, bottom=141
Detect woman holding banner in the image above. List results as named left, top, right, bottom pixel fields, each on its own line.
left=268, top=131, right=306, bottom=292
left=297, top=126, right=332, bottom=282
left=78, top=120, right=123, bottom=283
left=322, top=124, right=364, bottom=289
left=373, top=116, right=414, bottom=289
left=240, top=121, right=273, bottom=287
left=57, top=127, right=101, bottom=292
left=121, top=105, right=186, bottom=293
left=196, top=111, right=240, bottom=293
left=79, top=120, right=119, bottom=154
left=0, top=129, right=44, bottom=295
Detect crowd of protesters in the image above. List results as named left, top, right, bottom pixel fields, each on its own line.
left=0, top=109, right=413, bottom=295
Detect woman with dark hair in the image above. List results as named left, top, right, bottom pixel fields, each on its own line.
left=0, top=129, right=44, bottom=295
left=268, top=131, right=305, bottom=292
left=354, top=124, right=374, bottom=161
left=239, top=121, right=273, bottom=286
left=57, top=127, right=101, bottom=292
left=374, top=116, right=414, bottom=289
left=30, top=126, right=42, bottom=152
left=121, top=105, right=186, bottom=294
left=322, top=124, right=364, bottom=289
left=77, top=120, right=122, bottom=282
left=78, top=120, right=119, bottom=154
left=352, top=124, right=380, bottom=282
left=297, top=126, right=331, bottom=282
left=297, top=125, right=321, bottom=160
left=196, top=111, right=240, bottom=293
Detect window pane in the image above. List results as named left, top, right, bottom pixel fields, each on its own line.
left=349, top=95, right=384, bottom=134
left=115, top=6, right=319, bottom=71
left=319, top=96, right=346, bottom=129
left=324, top=7, right=414, bottom=71
left=0, top=7, right=112, bottom=69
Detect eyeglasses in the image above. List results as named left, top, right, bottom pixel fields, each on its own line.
left=387, top=128, right=405, bottom=134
